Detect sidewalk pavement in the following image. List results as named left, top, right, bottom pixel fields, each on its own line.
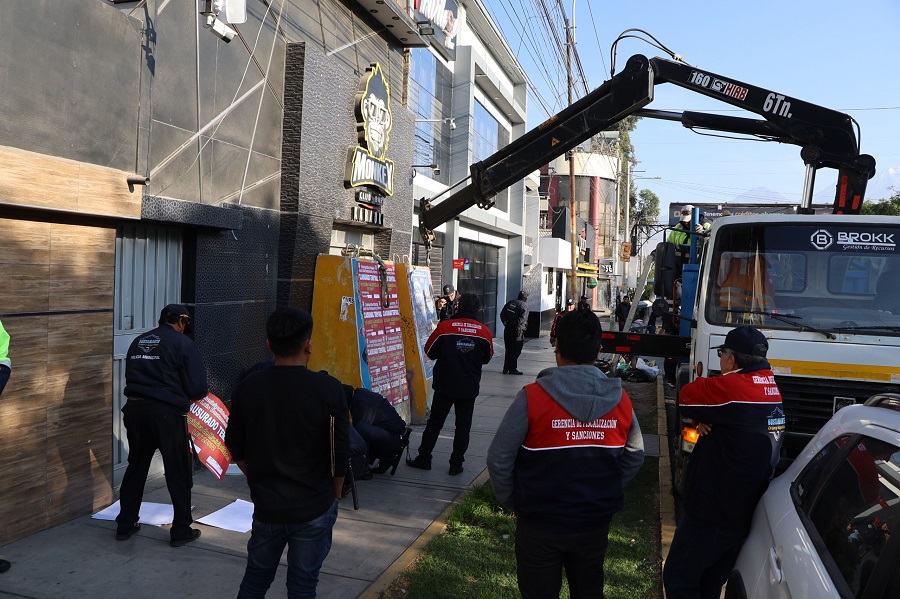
left=0, top=333, right=661, bottom=599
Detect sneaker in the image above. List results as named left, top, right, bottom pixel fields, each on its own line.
left=115, top=523, right=141, bottom=541
left=0, top=559, right=10, bottom=573
left=170, top=528, right=201, bottom=547
left=509, top=370, right=524, bottom=375
left=406, top=455, right=432, bottom=470
left=449, top=464, right=464, bottom=476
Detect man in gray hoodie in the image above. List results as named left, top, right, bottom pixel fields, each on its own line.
left=487, top=308, right=644, bottom=599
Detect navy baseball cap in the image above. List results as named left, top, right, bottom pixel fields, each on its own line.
left=566, top=299, right=575, bottom=306
left=442, top=284, right=455, bottom=296
left=714, top=326, right=768, bottom=357
left=161, top=304, right=192, bottom=333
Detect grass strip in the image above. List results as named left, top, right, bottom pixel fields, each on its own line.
left=380, top=458, right=661, bottom=598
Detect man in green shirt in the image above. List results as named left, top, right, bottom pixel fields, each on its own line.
left=668, top=204, right=710, bottom=246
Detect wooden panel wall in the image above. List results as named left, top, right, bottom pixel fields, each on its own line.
left=0, top=218, right=116, bottom=544
left=0, top=145, right=141, bottom=219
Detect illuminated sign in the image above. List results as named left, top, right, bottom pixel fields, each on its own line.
left=345, top=63, right=394, bottom=196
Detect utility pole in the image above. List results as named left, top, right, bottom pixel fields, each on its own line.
left=623, top=165, right=631, bottom=295
left=565, top=14, right=578, bottom=303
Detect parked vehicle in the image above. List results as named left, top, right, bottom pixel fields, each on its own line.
left=725, top=394, right=900, bottom=598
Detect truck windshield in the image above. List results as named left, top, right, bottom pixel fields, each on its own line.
left=706, top=222, right=900, bottom=336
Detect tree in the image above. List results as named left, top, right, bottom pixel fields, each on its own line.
left=632, top=188, right=660, bottom=229
left=861, top=190, right=900, bottom=215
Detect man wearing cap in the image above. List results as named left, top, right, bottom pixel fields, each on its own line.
left=436, top=284, right=460, bottom=321
left=116, top=304, right=208, bottom=547
left=615, top=296, right=632, bottom=332
left=668, top=204, right=710, bottom=246
left=663, top=326, right=785, bottom=599
left=548, top=299, right=575, bottom=347
left=577, top=294, right=591, bottom=311
left=500, top=291, right=529, bottom=375
left=407, top=293, right=493, bottom=475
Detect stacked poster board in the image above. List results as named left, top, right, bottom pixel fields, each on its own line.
left=309, top=255, right=436, bottom=423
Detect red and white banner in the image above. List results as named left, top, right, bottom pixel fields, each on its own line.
left=187, top=393, right=231, bottom=481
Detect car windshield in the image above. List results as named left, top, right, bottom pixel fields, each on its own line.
left=706, top=222, right=900, bottom=336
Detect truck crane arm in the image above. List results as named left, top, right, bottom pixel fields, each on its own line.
left=419, top=53, right=876, bottom=248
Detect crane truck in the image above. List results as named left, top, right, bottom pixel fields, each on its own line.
left=417, top=51, right=900, bottom=479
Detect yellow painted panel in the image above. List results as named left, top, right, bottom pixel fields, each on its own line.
left=309, top=255, right=362, bottom=389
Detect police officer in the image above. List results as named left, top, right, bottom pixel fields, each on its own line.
left=115, top=304, right=208, bottom=547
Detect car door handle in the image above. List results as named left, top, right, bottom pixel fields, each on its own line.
left=768, top=547, right=783, bottom=584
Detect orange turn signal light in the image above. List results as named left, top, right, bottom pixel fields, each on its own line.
left=682, top=427, right=700, bottom=444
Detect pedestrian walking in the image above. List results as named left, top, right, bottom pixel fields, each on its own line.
left=116, top=304, right=208, bottom=547
left=548, top=299, right=575, bottom=347
left=615, top=296, right=631, bottom=332
left=500, top=290, right=529, bottom=375
left=407, top=293, right=493, bottom=475
left=487, top=308, right=644, bottom=599
left=663, top=326, right=784, bottom=599
left=225, top=307, right=349, bottom=598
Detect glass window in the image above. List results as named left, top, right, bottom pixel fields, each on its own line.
left=472, top=99, right=499, bottom=163
left=409, top=49, right=451, bottom=183
left=329, top=227, right=374, bottom=256
left=705, top=223, right=900, bottom=335
left=828, top=256, right=887, bottom=295
left=794, top=435, right=900, bottom=597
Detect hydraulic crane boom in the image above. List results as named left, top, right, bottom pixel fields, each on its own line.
left=419, top=54, right=876, bottom=248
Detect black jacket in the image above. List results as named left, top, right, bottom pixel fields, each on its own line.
left=615, top=302, right=631, bottom=322
left=124, top=324, right=208, bottom=411
left=425, top=312, right=494, bottom=398
left=501, top=298, right=529, bottom=333
left=226, top=366, right=350, bottom=523
left=349, top=388, right=407, bottom=436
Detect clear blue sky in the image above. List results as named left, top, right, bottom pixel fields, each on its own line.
left=483, top=0, right=900, bottom=228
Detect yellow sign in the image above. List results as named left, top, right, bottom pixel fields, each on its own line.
left=620, top=242, right=632, bottom=262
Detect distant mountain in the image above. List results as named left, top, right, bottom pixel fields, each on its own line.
left=730, top=187, right=791, bottom=203
left=866, top=166, right=900, bottom=200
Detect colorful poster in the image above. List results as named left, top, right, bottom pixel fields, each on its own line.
left=187, top=392, right=231, bottom=481
left=408, top=267, right=438, bottom=380
left=355, top=260, right=410, bottom=407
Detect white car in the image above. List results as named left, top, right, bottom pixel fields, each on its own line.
left=725, top=394, right=900, bottom=599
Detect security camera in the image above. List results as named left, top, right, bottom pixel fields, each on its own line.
left=204, top=14, right=236, bottom=42
left=432, top=168, right=441, bottom=176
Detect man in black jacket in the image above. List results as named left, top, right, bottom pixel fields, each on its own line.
left=501, top=290, right=529, bottom=375
left=344, top=385, right=410, bottom=474
left=407, top=293, right=494, bottom=475
left=116, top=304, right=208, bottom=547
left=226, top=307, right=349, bottom=598
left=615, top=296, right=631, bottom=331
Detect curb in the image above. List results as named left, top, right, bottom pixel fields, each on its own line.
left=359, top=468, right=492, bottom=598
left=658, top=375, right=676, bottom=567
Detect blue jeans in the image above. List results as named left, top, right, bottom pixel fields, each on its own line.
left=237, top=501, right=339, bottom=599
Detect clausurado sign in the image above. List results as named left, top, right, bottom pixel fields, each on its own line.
left=187, top=392, right=231, bottom=481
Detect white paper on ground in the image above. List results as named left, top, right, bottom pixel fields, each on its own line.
left=197, top=499, right=254, bottom=533
left=92, top=500, right=178, bottom=526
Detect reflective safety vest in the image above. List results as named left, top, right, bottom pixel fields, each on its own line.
left=512, top=382, right=634, bottom=529
left=718, top=255, right=775, bottom=321
left=0, top=319, right=9, bottom=369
